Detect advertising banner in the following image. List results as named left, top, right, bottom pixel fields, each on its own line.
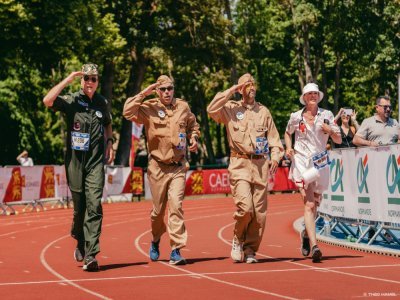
left=320, top=144, right=400, bottom=224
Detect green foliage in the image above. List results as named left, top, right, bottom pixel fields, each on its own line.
left=0, top=0, right=399, bottom=165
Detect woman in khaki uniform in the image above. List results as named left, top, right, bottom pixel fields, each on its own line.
left=207, top=73, right=283, bottom=263
left=123, top=75, right=200, bottom=265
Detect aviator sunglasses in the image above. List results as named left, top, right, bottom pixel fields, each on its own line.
left=83, top=75, right=98, bottom=83
left=158, top=86, right=174, bottom=92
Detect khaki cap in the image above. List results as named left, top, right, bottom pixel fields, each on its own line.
left=82, top=63, right=99, bottom=76
left=156, top=75, right=173, bottom=86
left=238, top=73, right=255, bottom=85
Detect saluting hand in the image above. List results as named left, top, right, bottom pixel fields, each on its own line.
left=141, top=83, right=159, bottom=97
left=65, top=71, right=83, bottom=84
left=229, top=82, right=248, bottom=94
left=188, top=136, right=198, bottom=152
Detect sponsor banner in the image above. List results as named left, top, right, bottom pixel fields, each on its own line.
left=105, top=166, right=144, bottom=196
left=320, top=144, right=400, bottom=224
left=40, top=166, right=56, bottom=199
left=54, top=166, right=69, bottom=198
left=0, top=168, right=13, bottom=203
left=185, top=169, right=230, bottom=196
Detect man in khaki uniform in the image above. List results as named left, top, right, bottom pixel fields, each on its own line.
left=123, top=75, right=200, bottom=265
left=207, top=73, right=283, bottom=263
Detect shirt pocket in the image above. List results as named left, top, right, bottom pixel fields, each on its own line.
left=178, top=121, right=187, bottom=133
left=231, top=124, right=246, bottom=145
left=150, top=116, right=168, bottom=137
left=256, top=125, right=268, bottom=137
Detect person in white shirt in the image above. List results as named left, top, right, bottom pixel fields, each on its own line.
left=284, top=83, right=341, bottom=262
left=16, top=150, right=34, bottom=167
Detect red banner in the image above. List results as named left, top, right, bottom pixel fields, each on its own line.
left=40, top=166, right=55, bottom=199
left=4, top=167, right=23, bottom=203
left=122, top=167, right=144, bottom=195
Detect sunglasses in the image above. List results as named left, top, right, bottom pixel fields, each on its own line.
left=158, top=86, right=174, bottom=92
left=377, top=104, right=392, bottom=110
left=83, top=75, right=98, bottom=83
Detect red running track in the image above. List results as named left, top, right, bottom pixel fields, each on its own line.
left=0, top=193, right=399, bottom=300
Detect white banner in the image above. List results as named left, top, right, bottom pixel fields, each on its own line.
left=320, top=144, right=400, bottom=224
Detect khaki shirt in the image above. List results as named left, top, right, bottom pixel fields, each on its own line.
left=123, top=94, right=200, bottom=164
left=207, top=89, right=283, bottom=162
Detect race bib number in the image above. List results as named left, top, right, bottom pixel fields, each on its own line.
left=177, top=133, right=186, bottom=150
left=71, top=132, right=90, bottom=151
left=254, top=137, right=269, bottom=155
left=312, top=150, right=330, bottom=170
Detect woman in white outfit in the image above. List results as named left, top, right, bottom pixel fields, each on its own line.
left=284, top=83, right=341, bottom=262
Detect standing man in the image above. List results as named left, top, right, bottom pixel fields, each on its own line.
left=123, top=75, right=200, bottom=265
left=43, top=63, right=114, bottom=271
left=353, top=96, right=399, bottom=146
left=207, top=73, right=283, bottom=263
left=284, top=83, right=341, bottom=262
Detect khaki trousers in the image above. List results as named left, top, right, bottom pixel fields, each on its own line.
left=147, top=158, right=187, bottom=250
left=228, top=157, right=269, bottom=256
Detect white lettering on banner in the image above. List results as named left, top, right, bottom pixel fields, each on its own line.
left=209, top=173, right=229, bottom=188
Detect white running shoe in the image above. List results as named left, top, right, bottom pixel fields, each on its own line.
left=231, top=236, right=243, bottom=262
left=245, top=254, right=258, bottom=264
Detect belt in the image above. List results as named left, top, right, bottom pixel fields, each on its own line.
left=230, top=151, right=265, bottom=160
left=152, top=156, right=183, bottom=166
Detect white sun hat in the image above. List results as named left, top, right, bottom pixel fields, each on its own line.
left=299, top=83, right=324, bottom=105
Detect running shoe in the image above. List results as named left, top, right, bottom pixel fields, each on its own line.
left=82, top=256, right=99, bottom=272
left=300, top=229, right=310, bottom=257
left=169, top=249, right=186, bottom=265
left=149, top=239, right=160, bottom=261
left=311, top=245, right=322, bottom=263
left=245, top=254, right=258, bottom=264
left=231, top=236, right=243, bottom=262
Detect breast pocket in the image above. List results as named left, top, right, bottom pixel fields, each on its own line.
left=256, top=126, right=268, bottom=137
left=178, top=121, right=187, bottom=133
left=150, top=117, right=168, bottom=137
left=231, top=124, right=246, bottom=145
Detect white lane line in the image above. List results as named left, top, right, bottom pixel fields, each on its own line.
left=2, top=264, right=400, bottom=287
left=218, top=222, right=400, bottom=285
left=134, top=214, right=299, bottom=300
left=40, top=235, right=112, bottom=300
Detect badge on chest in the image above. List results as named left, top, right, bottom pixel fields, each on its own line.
left=71, top=131, right=90, bottom=151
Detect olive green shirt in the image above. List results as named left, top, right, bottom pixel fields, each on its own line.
left=52, top=90, right=112, bottom=192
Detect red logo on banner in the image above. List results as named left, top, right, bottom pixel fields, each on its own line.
left=40, top=166, right=55, bottom=198
left=185, top=171, right=204, bottom=195
left=4, top=167, right=23, bottom=202
left=122, top=167, right=143, bottom=195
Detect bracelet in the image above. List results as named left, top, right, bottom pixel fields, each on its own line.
left=106, top=138, right=114, bottom=145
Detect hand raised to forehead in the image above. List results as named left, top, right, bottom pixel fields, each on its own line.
left=66, top=71, right=84, bottom=84
left=142, top=83, right=160, bottom=97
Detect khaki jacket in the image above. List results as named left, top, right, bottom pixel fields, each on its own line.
left=124, top=94, right=200, bottom=164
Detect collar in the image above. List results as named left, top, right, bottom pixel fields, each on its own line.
left=158, top=97, right=177, bottom=109
left=373, top=114, right=392, bottom=124
left=79, top=89, right=97, bottom=102
left=240, top=99, right=257, bottom=110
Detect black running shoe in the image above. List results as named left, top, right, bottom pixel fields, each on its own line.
left=311, top=245, right=322, bottom=263
left=300, top=230, right=310, bottom=257
left=83, top=256, right=99, bottom=272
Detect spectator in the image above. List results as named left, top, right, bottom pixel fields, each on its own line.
left=353, top=96, right=399, bottom=147
left=333, top=108, right=360, bottom=148
left=16, top=150, right=34, bottom=166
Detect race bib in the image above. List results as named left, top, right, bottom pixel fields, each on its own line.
left=312, top=150, right=330, bottom=170
left=177, top=133, right=186, bottom=150
left=254, top=137, right=269, bottom=155
left=71, top=132, right=90, bottom=151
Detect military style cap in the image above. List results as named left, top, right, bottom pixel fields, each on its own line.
left=238, top=73, right=255, bottom=85
left=156, top=75, right=173, bottom=86
left=82, top=63, right=99, bottom=76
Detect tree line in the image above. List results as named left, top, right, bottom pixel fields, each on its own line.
left=1, top=0, right=399, bottom=166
